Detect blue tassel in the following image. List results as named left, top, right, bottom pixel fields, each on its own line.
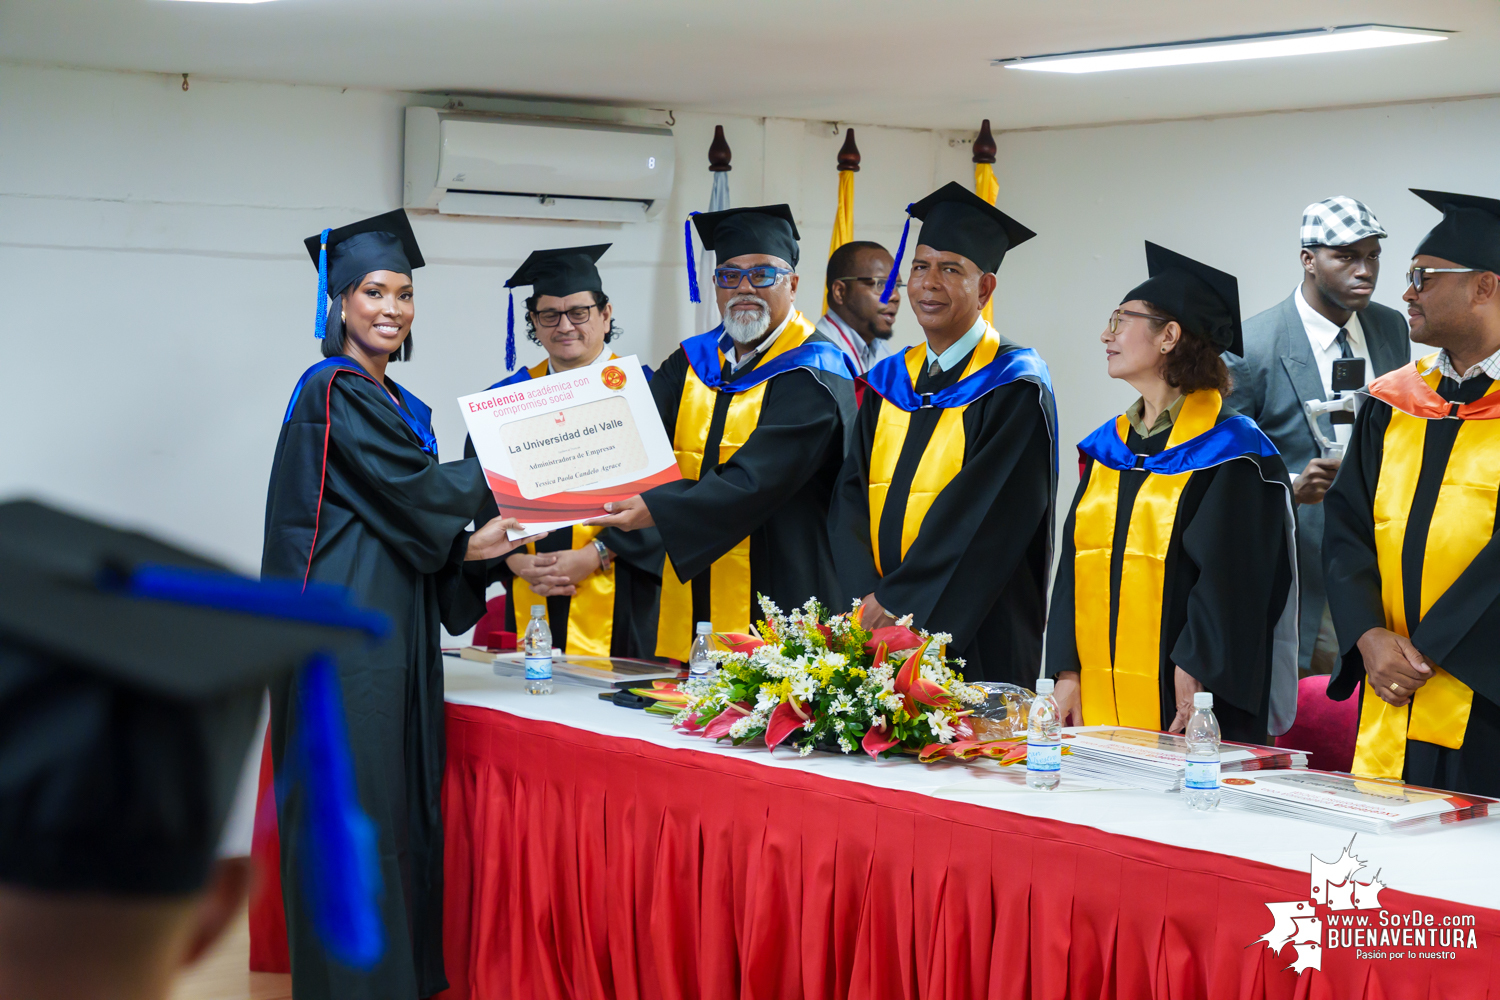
left=505, top=290, right=516, bottom=371
left=314, top=228, right=331, bottom=339
left=290, top=654, right=385, bottom=970
left=685, top=211, right=701, bottom=304
left=881, top=208, right=912, bottom=305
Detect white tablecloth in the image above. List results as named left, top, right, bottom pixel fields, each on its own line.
left=444, top=657, right=1500, bottom=910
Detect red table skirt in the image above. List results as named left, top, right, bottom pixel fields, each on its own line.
left=251, top=703, right=1500, bottom=999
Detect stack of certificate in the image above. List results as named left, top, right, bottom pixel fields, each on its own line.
left=1060, top=726, right=1309, bottom=793
left=1218, top=769, right=1497, bottom=833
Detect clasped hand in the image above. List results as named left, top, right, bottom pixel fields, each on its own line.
left=1358, top=627, right=1434, bottom=707
left=506, top=547, right=605, bottom=597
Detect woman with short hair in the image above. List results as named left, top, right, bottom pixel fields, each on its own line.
left=1046, top=243, right=1298, bottom=744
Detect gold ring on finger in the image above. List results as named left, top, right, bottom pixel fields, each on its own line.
left=1390, top=681, right=1401, bottom=694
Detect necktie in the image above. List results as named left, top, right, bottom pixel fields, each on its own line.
left=929, top=360, right=943, bottom=379
left=1336, top=327, right=1354, bottom=359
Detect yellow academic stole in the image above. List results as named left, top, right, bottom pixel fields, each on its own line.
left=656, top=313, right=817, bottom=661
left=1353, top=355, right=1500, bottom=779
left=507, top=355, right=618, bottom=657
left=866, top=324, right=1002, bottom=574
left=1071, top=390, right=1224, bottom=727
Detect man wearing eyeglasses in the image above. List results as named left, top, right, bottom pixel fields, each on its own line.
left=1226, top=197, right=1410, bottom=678
left=1323, top=189, right=1500, bottom=796
left=829, top=182, right=1057, bottom=687
left=818, top=240, right=902, bottom=376
left=587, top=205, right=857, bottom=661
left=464, top=244, right=663, bottom=659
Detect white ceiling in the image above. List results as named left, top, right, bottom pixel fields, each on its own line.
left=3, top=0, right=1498, bottom=131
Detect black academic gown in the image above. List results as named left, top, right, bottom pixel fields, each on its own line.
left=626, top=344, right=855, bottom=628
left=829, top=346, right=1055, bottom=686
left=1046, top=410, right=1294, bottom=743
left=263, top=360, right=491, bottom=1000
left=1324, top=373, right=1500, bottom=795
left=463, top=435, right=662, bottom=657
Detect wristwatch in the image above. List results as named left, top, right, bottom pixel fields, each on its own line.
left=593, top=539, right=613, bottom=571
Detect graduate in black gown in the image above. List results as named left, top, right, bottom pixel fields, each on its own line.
left=1046, top=244, right=1297, bottom=744
left=262, top=210, right=532, bottom=1000
left=828, top=183, right=1057, bottom=685
left=587, top=205, right=857, bottom=661
left=463, top=244, right=661, bottom=657
left=1324, top=190, right=1500, bottom=795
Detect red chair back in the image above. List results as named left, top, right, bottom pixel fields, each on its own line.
left=1275, top=674, right=1358, bottom=773
left=473, top=595, right=516, bottom=651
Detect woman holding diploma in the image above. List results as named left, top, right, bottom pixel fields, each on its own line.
left=263, top=210, right=533, bottom=1000
left=465, top=244, right=663, bottom=658
left=1045, top=243, right=1298, bottom=744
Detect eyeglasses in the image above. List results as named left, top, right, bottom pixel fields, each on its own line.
left=532, top=304, right=599, bottom=327
left=1108, top=308, right=1166, bottom=334
left=834, top=276, right=906, bottom=290
left=713, top=265, right=793, bottom=289
left=1406, top=266, right=1477, bottom=292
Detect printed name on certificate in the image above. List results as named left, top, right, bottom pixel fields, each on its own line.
left=500, top=396, right=648, bottom=499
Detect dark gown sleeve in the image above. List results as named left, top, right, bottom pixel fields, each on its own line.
left=1044, top=462, right=1089, bottom=678
left=1168, top=458, right=1292, bottom=715
left=870, top=380, right=1053, bottom=650
left=828, top=393, right=883, bottom=604
left=1322, top=398, right=1392, bottom=700
left=326, top=375, right=490, bottom=630
left=643, top=368, right=844, bottom=581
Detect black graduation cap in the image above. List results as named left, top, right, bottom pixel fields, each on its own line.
left=1411, top=189, right=1500, bottom=274
left=1122, top=242, right=1243, bottom=356
left=304, top=210, right=425, bottom=340
left=0, top=500, right=385, bottom=907
left=692, top=204, right=800, bottom=269
left=909, top=181, right=1035, bottom=274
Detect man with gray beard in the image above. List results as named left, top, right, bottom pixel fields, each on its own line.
left=587, top=204, right=857, bottom=661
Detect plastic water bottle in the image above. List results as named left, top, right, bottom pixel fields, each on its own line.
left=523, top=604, right=553, bottom=695
left=1184, top=690, right=1221, bottom=810
left=1026, top=678, right=1062, bottom=790
left=688, top=621, right=714, bottom=681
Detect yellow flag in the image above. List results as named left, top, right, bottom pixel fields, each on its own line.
left=825, top=169, right=855, bottom=313
left=974, top=162, right=999, bottom=326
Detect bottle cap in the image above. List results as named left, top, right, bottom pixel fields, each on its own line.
left=531, top=604, right=546, bottom=617
left=695, top=621, right=712, bottom=634
left=1035, top=677, right=1054, bottom=695
left=1193, top=691, right=1213, bottom=709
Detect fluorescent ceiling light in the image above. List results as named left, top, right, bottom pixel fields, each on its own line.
left=998, top=25, right=1448, bottom=74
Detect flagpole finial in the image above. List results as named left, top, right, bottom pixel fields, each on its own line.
left=972, top=119, right=997, bottom=164
left=708, top=125, right=732, bottom=172
left=837, top=128, right=861, bottom=172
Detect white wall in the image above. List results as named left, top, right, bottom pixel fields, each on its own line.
left=0, top=62, right=952, bottom=576
left=974, top=95, right=1500, bottom=514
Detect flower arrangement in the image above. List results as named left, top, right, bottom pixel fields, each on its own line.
left=655, top=596, right=1031, bottom=764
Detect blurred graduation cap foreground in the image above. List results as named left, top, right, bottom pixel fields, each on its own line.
left=0, top=500, right=389, bottom=969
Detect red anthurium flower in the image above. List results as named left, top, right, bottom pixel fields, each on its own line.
left=814, top=623, right=836, bottom=646
left=676, top=712, right=707, bottom=734
left=861, top=724, right=900, bottom=758
left=715, top=632, right=767, bottom=654
left=891, top=638, right=933, bottom=717
left=866, top=625, right=923, bottom=653
left=702, top=701, right=752, bottom=740
left=765, top=700, right=811, bottom=748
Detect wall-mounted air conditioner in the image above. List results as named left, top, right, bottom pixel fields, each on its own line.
left=403, top=108, right=675, bottom=224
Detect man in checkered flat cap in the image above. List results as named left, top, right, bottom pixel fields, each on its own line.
left=1226, top=196, right=1409, bottom=676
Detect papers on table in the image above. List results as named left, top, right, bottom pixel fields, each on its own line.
left=1219, top=769, right=1498, bottom=833
left=458, top=646, right=680, bottom=689
left=1060, top=726, right=1309, bottom=793
left=459, top=356, right=682, bottom=537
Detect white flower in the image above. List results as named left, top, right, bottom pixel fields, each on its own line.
left=870, top=714, right=886, bottom=730
left=927, top=711, right=955, bottom=743
left=728, top=716, right=755, bottom=739
left=830, top=693, right=854, bottom=715
left=838, top=736, right=854, bottom=754
left=881, top=693, right=904, bottom=714
left=798, top=742, right=815, bottom=757
left=790, top=675, right=818, bottom=702
left=754, top=687, right=780, bottom=712
left=895, top=613, right=915, bottom=627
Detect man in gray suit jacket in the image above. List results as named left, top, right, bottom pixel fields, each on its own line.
left=1227, top=197, right=1409, bottom=675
